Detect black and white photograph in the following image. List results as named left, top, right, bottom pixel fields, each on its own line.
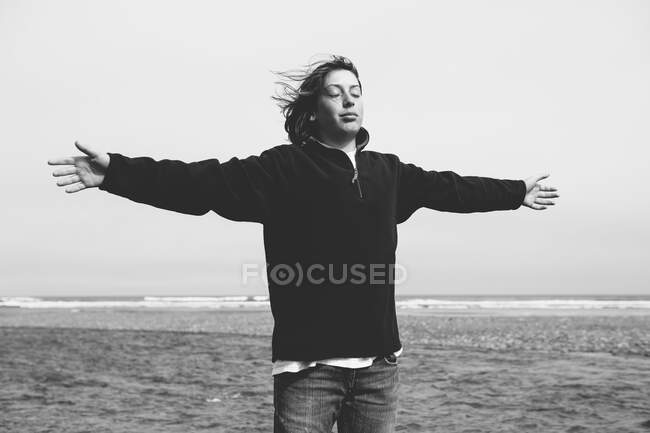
left=1, top=0, right=649, bottom=432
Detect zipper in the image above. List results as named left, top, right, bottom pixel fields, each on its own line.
left=351, top=152, right=363, bottom=199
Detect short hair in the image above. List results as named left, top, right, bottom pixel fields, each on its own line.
left=272, top=55, right=362, bottom=145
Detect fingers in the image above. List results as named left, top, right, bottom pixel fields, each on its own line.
left=56, top=174, right=81, bottom=187
left=52, top=167, right=78, bottom=177
left=525, top=202, right=547, bottom=210
left=75, top=141, right=99, bottom=158
left=53, top=174, right=87, bottom=193
left=46, top=141, right=98, bottom=166
left=534, top=198, right=555, bottom=206
left=537, top=191, right=559, bottom=198
left=64, top=182, right=87, bottom=193
left=47, top=157, right=77, bottom=165
left=538, top=185, right=558, bottom=192
left=534, top=173, right=550, bottom=183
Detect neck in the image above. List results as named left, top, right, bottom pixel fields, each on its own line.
left=315, top=133, right=357, bottom=153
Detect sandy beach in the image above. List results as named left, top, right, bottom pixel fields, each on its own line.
left=1, top=307, right=649, bottom=432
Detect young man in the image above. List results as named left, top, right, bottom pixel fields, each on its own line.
left=48, top=55, right=558, bottom=433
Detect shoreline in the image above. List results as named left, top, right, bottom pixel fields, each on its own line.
left=398, top=308, right=650, bottom=317
left=2, top=306, right=650, bottom=316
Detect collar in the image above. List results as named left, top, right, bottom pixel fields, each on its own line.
left=302, top=127, right=370, bottom=153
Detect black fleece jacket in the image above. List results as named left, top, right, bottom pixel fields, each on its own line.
left=98, top=128, right=526, bottom=361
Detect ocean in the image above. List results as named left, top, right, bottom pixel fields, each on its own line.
left=3, top=294, right=650, bottom=311
left=1, top=295, right=649, bottom=432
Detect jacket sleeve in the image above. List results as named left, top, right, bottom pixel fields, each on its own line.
left=98, top=148, right=287, bottom=223
left=396, top=160, right=526, bottom=223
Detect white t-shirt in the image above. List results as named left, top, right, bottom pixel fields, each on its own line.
left=272, top=347, right=403, bottom=375
left=271, top=139, right=403, bottom=376
left=345, top=148, right=357, bottom=168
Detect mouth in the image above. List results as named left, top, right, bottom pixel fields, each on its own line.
left=340, top=113, right=358, bottom=119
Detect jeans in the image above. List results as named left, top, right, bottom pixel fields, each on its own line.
left=273, top=355, right=400, bottom=433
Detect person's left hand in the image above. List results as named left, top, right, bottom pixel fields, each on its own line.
left=522, top=173, right=559, bottom=210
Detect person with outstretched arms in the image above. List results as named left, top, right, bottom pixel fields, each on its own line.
left=48, top=55, right=559, bottom=433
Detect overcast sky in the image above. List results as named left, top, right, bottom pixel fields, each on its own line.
left=1, top=0, right=648, bottom=296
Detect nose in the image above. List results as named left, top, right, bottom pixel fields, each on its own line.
left=342, top=93, right=355, bottom=108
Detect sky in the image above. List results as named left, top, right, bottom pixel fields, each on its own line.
left=1, top=0, right=648, bottom=296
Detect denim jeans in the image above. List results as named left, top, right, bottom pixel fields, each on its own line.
left=273, top=355, right=400, bottom=433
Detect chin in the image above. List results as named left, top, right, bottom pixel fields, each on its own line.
left=340, top=123, right=361, bottom=135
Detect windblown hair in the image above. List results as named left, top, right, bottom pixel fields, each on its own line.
left=271, top=55, right=362, bottom=145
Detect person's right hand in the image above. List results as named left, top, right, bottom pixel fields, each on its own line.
left=47, top=141, right=111, bottom=193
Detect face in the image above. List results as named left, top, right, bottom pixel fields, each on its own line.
left=313, top=69, right=364, bottom=142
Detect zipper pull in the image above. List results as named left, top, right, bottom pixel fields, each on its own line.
left=351, top=168, right=363, bottom=199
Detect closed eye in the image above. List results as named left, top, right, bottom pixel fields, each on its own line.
left=324, top=84, right=361, bottom=98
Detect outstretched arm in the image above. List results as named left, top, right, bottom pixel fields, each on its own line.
left=396, top=160, right=559, bottom=222
left=47, top=141, right=287, bottom=223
